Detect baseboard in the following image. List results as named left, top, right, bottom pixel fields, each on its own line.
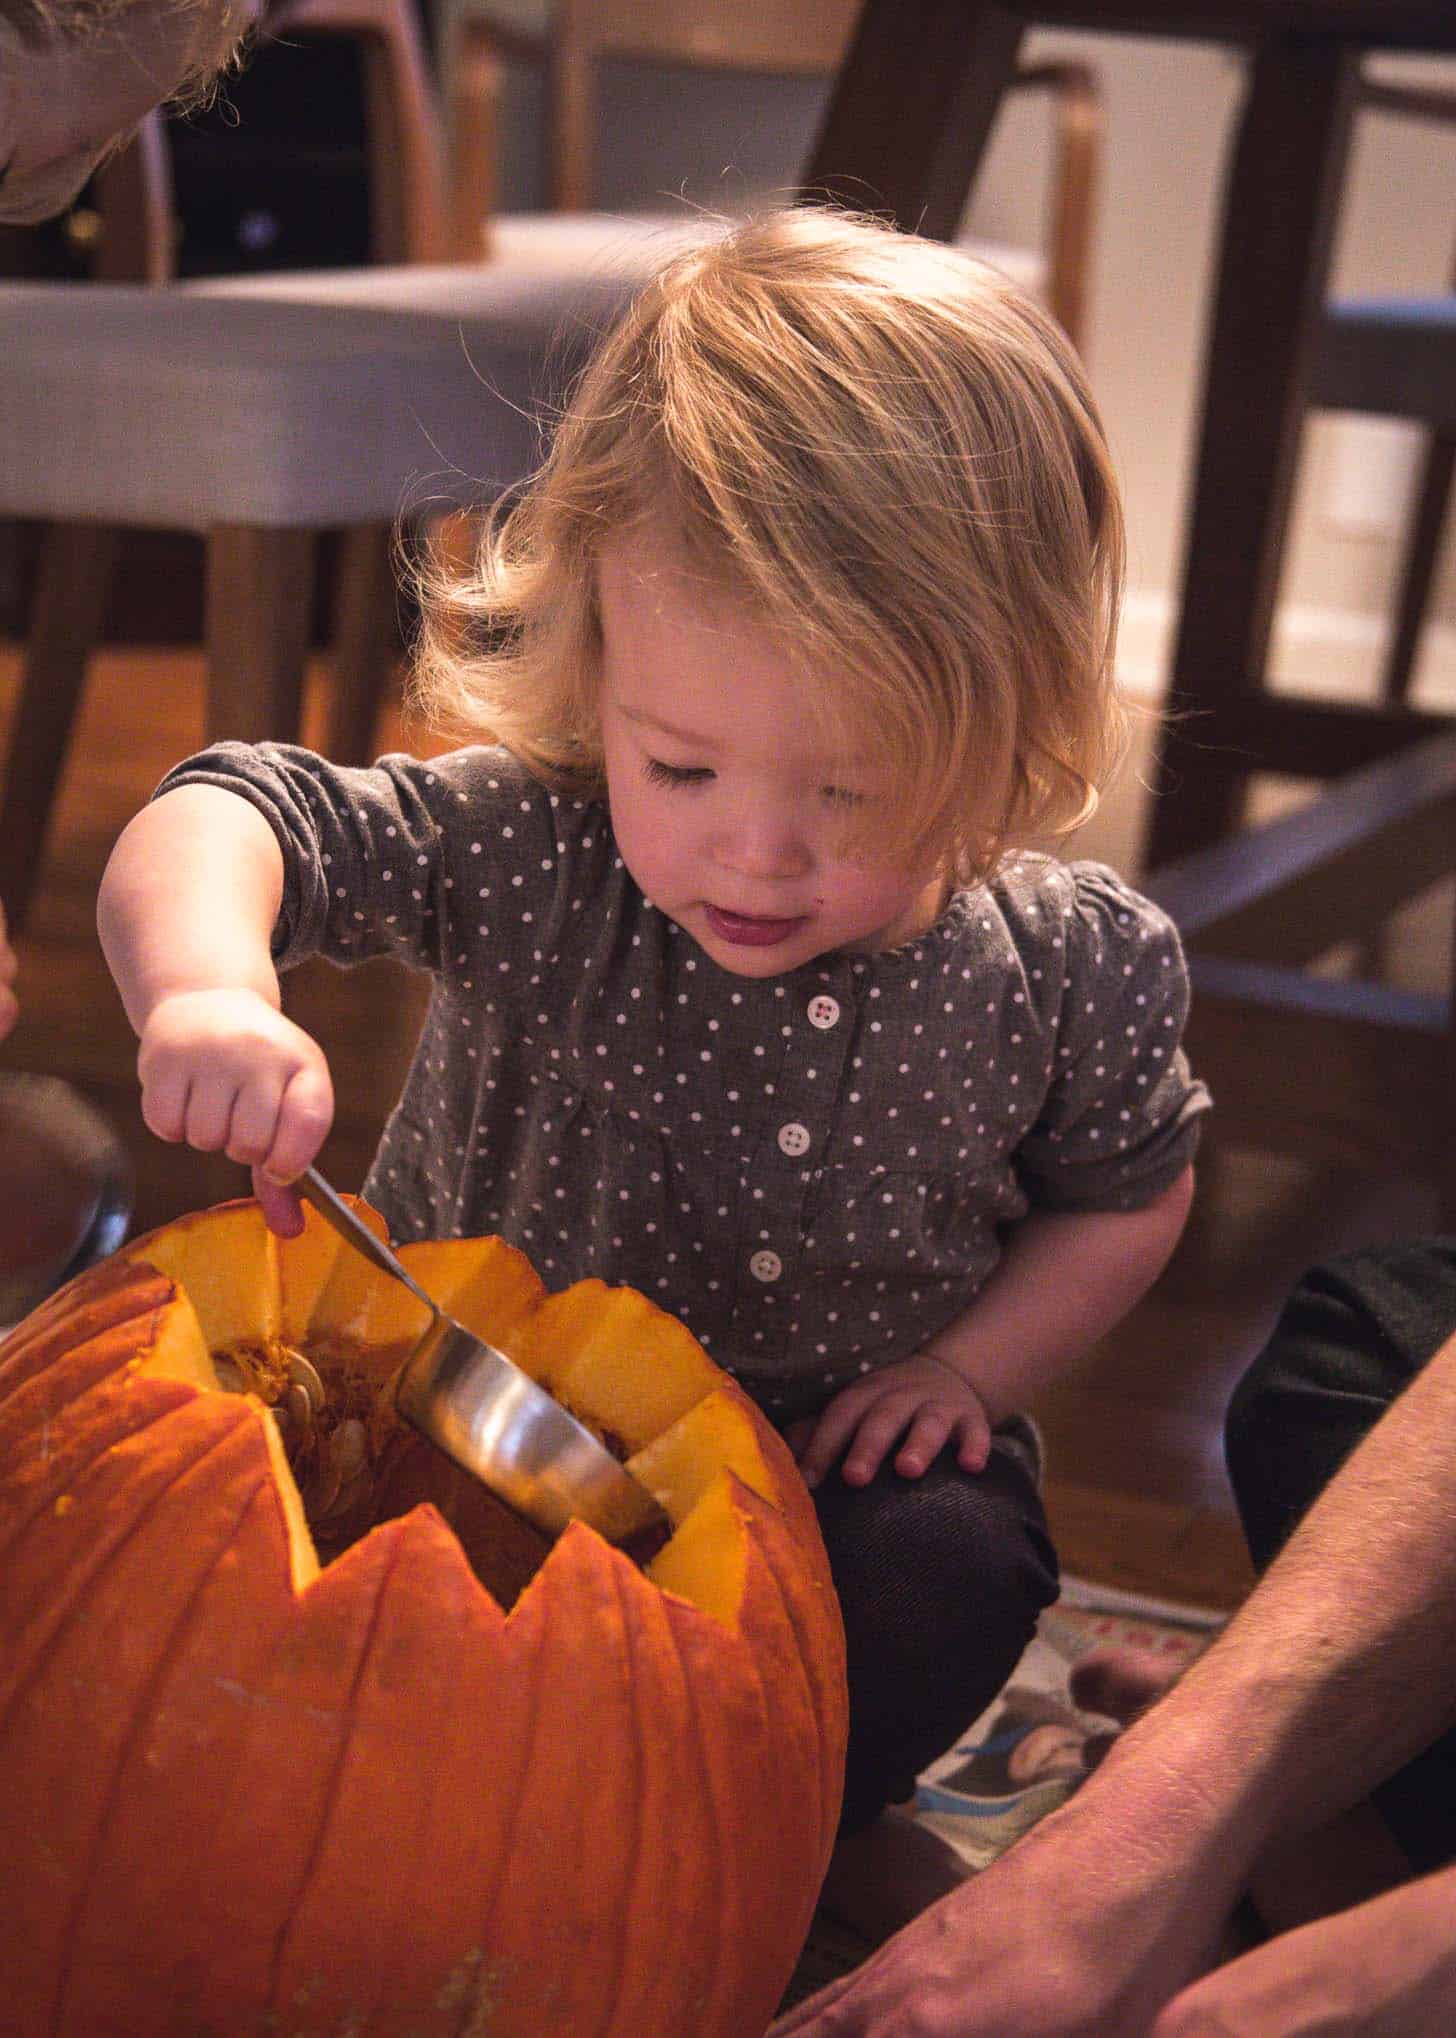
left=1118, top=590, right=1456, bottom=713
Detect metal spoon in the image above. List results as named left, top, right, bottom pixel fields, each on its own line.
left=295, top=1167, right=667, bottom=1546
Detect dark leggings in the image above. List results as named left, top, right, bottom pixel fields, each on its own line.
left=1224, top=1236, right=1456, bottom=1873
left=807, top=1433, right=1060, bottom=1834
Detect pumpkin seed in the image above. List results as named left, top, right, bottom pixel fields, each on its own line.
left=331, top=1418, right=368, bottom=1482
left=283, top=1350, right=327, bottom=1412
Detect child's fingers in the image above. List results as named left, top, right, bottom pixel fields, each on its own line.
left=783, top=1418, right=815, bottom=1461
left=184, top=1074, right=242, bottom=1154
left=252, top=1167, right=305, bottom=1238
left=795, top=1396, right=867, bottom=1490
left=225, top=1076, right=288, bottom=1168
left=893, top=1406, right=955, bottom=1479
left=260, top=1061, right=334, bottom=1185
left=955, top=1402, right=994, bottom=1473
left=841, top=1397, right=923, bottom=1486
left=139, top=1061, right=190, bottom=1144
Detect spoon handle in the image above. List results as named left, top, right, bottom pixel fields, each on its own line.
left=297, top=1166, right=441, bottom=1319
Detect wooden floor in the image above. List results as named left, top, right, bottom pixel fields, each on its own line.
left=4, top=640, right=1449, bottom=1613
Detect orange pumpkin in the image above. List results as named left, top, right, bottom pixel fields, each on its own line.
left=0, top=1199, right=846, bottom=2036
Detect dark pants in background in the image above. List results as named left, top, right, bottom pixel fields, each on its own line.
left=1225, top=1236, right=1456, bottom=1874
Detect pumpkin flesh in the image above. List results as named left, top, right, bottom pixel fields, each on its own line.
left=0, top=1200, right=847, bottom=2037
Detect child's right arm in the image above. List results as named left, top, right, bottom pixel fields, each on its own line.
left=97, top=785, right=334, bottom=1234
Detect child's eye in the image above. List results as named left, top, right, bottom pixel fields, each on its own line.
left=821, top=785, right=869, bottom=809
left=643, top=758, right=713, bottom=789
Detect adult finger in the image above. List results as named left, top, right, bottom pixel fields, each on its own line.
left=768, top=1967, right=860, bottom=2033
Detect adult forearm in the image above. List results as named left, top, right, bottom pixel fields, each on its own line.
left=925, top=1165, right=1194, bottom=1421
left=1095, top=1321, right=1456, bottom=1869
left=97, top=786, right=286, bottom=1034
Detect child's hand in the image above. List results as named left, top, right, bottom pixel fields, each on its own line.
left=136, top=988, right=334, bottom=1237
left=0, top=899, right=17, bottom=1044
left=790, top=1352, right=993, bottom=1490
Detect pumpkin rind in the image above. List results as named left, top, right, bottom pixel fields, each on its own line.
left=0, top=1201, right=846, bottom=2036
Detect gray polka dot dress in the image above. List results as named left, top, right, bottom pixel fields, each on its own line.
left=159, top=743, right=1211, bottom=1424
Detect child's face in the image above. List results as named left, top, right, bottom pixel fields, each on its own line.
left=597, top=533, right=948, bottom=980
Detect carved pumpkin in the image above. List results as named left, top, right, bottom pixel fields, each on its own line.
left=0, top=1199, right=846, bottom=2036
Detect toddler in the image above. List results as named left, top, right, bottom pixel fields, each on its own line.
left=99, top=208, right=1208, bottom=1853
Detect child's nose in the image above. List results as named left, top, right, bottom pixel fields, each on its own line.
left=713, top=801, right=812, bottom=881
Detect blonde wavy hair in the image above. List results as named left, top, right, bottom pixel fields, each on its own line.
left=412, top=206, right=1127, bottom=886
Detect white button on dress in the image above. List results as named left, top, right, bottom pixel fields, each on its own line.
left=749, top=1249, right=783, bottom=1282
left=807, top=994, right=841, bottom=1029
left=777, top=1122, right=811, bottom=1157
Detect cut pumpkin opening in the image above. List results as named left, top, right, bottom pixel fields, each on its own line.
left=121, top=1202, right=784, bottom=1623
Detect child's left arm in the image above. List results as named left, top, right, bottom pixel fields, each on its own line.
left=794, top=1164, right=1194, bottom=1489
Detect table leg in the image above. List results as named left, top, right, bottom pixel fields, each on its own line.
left=803, top=0, right=1024, bottom=238
left=205, top=526, right=315, bottom=746
left=1143, top=36, right=1359, bottom=869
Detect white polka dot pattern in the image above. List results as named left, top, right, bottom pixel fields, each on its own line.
left=159, top=742, right=1210, bottom=1419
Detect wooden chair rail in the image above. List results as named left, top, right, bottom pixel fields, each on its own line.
left=1145, top=729, right=1456, bottom=964
left=1181, top=979, right=1447, bottom=1179
left=447, top=12, right=1103, bottom=349
left=1150, top=734, right=1456, bottom=1205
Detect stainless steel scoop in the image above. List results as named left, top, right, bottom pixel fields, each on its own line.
left=296, top=1167, right=667, bottom=1546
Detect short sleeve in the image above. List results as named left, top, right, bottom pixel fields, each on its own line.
left=152, top=741, right=568, bottom=977
left=1015, top=863, right=1210, bottom=1212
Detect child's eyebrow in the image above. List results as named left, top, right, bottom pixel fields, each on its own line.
left=618, top=706, right=720, bottom=750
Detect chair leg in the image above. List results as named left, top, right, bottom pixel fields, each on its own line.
left=204, top=525, right=316, bottom=745
left=1379, top=429, right=1454, bottom=706
left=0, top=522, right=118, bottom=935
left=326, top=524, right=399, bottom=765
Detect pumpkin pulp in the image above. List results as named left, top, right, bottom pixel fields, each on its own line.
left=117, top=1198, right=805, bottom=1627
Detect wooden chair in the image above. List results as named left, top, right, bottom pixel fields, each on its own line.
left=1319, top=75, right=1455, bottom=711
left=447, top=0, right=1103, bottom=354
left=0, top=0, right=442, bottom=932
left=0, top=0, right=643, bottom=934
left=1145, top=729, right=1456, bottom=1224
left=1141, top=71, right=1456, bottom=1224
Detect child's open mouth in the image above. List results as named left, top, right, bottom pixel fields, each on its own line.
left=704, top=906, right=808, bottom=947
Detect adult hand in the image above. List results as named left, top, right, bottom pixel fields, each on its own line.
left=136, top=986, right=333, bottom=1234
left=772, top=1762, right=1237, bottom=2037
left=0, top=900, right=17, bottom=1043
left=1150, top=1865, right=1456, bottom=2037
left=790, top=1352, right=992, bottom=1488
